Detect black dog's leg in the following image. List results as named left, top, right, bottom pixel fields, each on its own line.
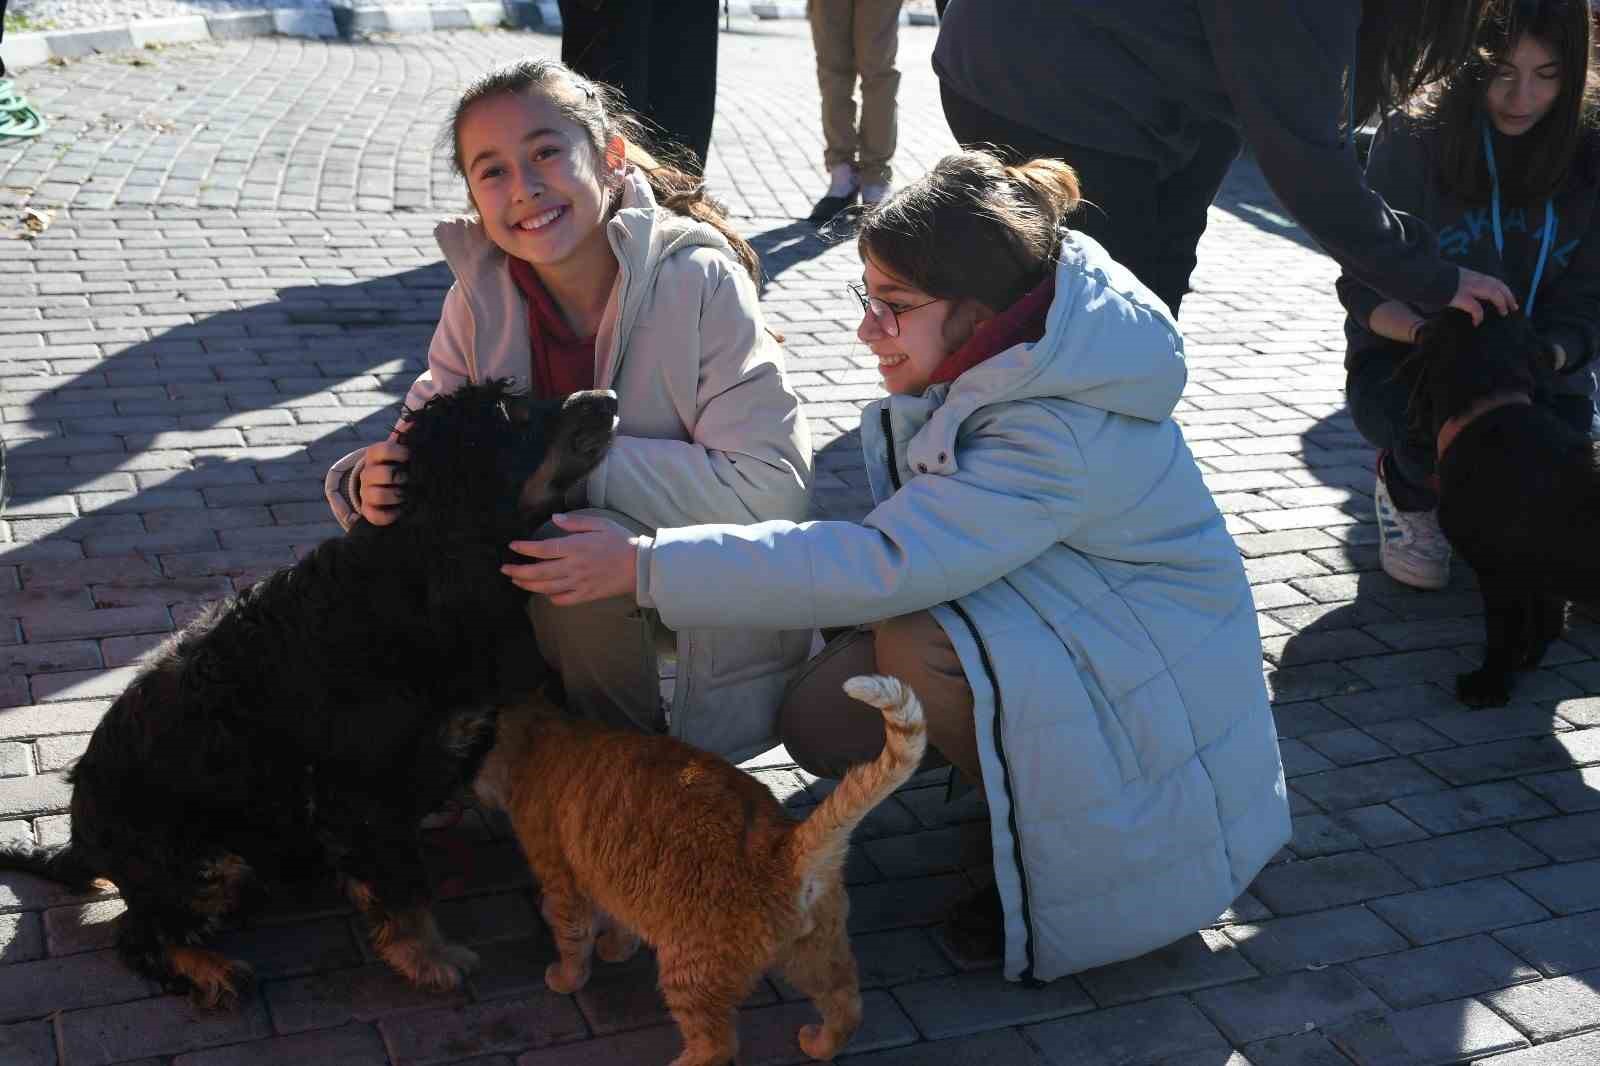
left=113, top=854, right=258, bottom=1009
left=323, top=797, right=477, bottom=990
left=1525, top=594, right=1568, bottom=667
left=1459, top=573, right=1527, bottom=707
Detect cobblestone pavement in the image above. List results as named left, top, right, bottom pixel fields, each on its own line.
left=4, top=21, right=1600, bottom=1066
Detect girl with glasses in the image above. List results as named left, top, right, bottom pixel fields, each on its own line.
left=506, top=149, right=1287, bottom=982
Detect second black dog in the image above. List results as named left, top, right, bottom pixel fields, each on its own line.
left=0, top=381, right=617, bottom=1006
left=1413, top=309, right=1600, bottom=706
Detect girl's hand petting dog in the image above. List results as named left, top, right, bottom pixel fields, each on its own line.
left=504, top=514, right=645, bottom=606
left=1450, top=267, right=1518, bottom=326
left=357, top=440, right=410, bottom=526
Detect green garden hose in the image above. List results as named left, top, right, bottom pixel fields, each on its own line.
left=0, top=78, right=46, bottom=139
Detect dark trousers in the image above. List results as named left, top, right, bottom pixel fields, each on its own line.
left=557, top=0, right=720, bottom=172
left=940, top=83, right=1240, bottom=316
left=1347, top=349, right=1596, bottom=511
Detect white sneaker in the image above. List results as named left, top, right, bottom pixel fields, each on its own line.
left=808, top=164, right=862, bottom=224
left=825, top=163, right=859, bottom=199
left=1374, top=465, right=1451, bottom=590
left=861, top=181, right=891, bottom=205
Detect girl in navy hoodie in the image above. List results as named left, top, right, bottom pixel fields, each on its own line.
left=1341, top=0, right=1600, bottom=592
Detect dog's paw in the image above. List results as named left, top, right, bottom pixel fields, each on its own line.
left=544, top=959, right=590, bottom=995
left=387, top=938, right=478, bottom=991
left=1457, top=669, right=1511, bottom=708
left=418, top=942, right=479, bottom=990
left=181, top=957, right=256, bottom=1011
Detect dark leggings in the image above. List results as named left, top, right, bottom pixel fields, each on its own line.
left=1347, top=349, right=1596, bottom=511
left=940, top=83, right=1240, bottom=316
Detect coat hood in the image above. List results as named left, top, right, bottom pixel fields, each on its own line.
left=882, top=231, right=1187, bottom=479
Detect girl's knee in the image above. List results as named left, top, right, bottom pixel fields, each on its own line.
left=778, top=629, right=882, bottom=779
left=873, top=611, right=963, bottom=686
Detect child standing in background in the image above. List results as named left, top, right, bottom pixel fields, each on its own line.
left=1342, top=0, right=1600, bottom=591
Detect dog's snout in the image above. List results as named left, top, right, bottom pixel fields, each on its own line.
left=564, top=389, right=619, bottom=419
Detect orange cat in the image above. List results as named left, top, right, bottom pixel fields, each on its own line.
left=473, top=674, right=926, bottom=1066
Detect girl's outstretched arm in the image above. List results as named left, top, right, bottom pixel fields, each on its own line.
left=510, top=403, right=1091, bottom=628
left=503, top=513, right=642, bottom=605
left=1206, top=0, right=1460, bottom=310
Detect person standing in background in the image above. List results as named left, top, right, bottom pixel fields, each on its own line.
left=933, top=0, right=1514, bottom=319
left=556, top=0, right=720, bottom=172
left=807, top=0, right=904, bottom=222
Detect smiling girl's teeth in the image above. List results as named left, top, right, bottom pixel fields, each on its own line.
left=878, top=354, right=906, bottom=369
left=518, top=207, right=564, bottom=231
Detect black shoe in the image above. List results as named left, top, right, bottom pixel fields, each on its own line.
left=807, top=190, right=859, bottom=224
left=933, top=881, right=1004, bottom=970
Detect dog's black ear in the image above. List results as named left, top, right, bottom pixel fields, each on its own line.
left=1414, top=308, right=1475, bottom=352
left=1415, top=307, right=1541, bottom=431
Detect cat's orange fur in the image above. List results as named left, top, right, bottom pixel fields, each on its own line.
left=474, top=674, right=926, bottom=1066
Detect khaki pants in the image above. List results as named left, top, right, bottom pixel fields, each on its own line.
left=778, top=611, right=981, bottom=787
left=808, top=0, right=902, bottom=186
left=525, top=510, right=669, bottom=735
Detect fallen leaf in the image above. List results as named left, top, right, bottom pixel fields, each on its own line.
left=21, top=207, right=55, bottom=238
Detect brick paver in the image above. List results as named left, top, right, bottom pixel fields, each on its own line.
left=3, top=17, right=1600, bottom=1066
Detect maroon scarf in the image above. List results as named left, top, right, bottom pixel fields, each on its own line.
left=507, top=256, right=595, bottom=399
left=926, top=273, right=1056, bottom=387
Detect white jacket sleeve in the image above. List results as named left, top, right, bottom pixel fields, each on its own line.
left=323, top=283, right=477, bottom=530
left=640, top=403, right=1082, bottom=629
left=588, top=261, right=813, bottom=528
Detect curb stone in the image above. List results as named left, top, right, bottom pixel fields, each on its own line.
left=0, top=1, right=556, bottom=71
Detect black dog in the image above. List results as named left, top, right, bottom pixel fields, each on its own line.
left=0, top=381, right=617, bottom=1007
left=1411, top=309, right=1600, bottom=706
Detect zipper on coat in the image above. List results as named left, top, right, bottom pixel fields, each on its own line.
left=878, top=406, right=1041, bottom=985
left=879, top=409, right=901, bottom=492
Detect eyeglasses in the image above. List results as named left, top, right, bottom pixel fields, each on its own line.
left=847, top=282, right=943, bottom=337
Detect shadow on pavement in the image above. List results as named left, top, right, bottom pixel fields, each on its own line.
left=749, top=217, right=847, bottom=294
left=808, top=426, right=872, bottom=523
left=1270, top=398, right=1600, bottom=705
left=0, top=265, right=452, bottom=702
left=1212, top=152, right=1323, bottom=255
left=1261, top=416, right=1600, bottom=1066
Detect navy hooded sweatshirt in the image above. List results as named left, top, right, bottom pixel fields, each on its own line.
left=933, top=0, right=1461, bottom=312
left=1337, top=112, right=1600, bottom=398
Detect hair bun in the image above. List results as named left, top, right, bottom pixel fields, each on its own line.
left=1005, top=158, right=1082, bottom=213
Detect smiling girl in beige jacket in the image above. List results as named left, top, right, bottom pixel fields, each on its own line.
left=324, top=58, right=813, bottom=761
